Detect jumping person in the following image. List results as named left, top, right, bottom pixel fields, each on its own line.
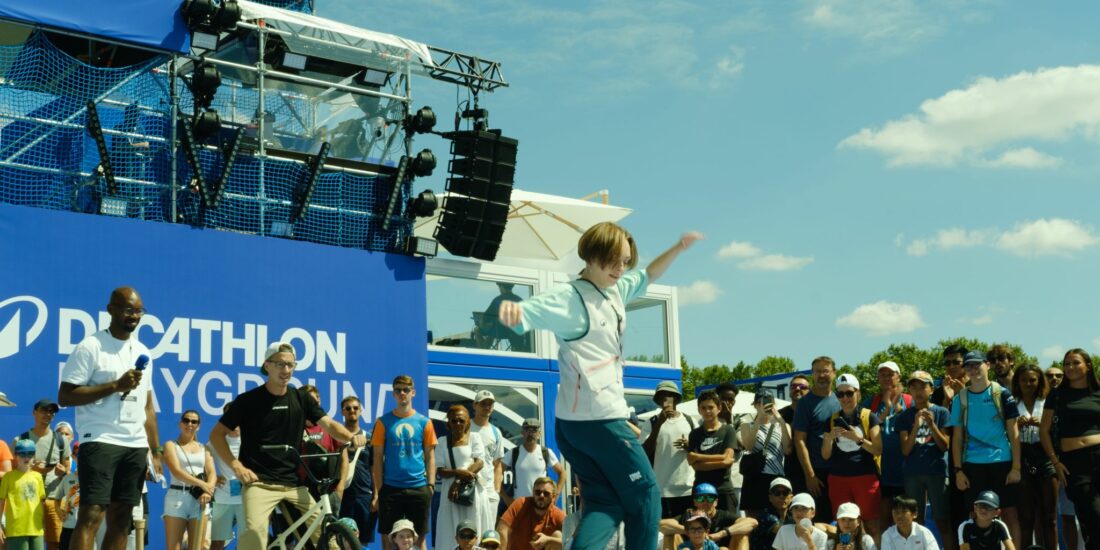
left=499, top=222, right=703, bottom=550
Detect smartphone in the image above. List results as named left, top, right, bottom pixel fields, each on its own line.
left=835, top=416, right=851, bottom=430
left=839, top=533, right=852, bottom=545
left=761, top=394, right=775, bottom=406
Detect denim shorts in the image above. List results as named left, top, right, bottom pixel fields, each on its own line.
left=163, top=488, right=204, bottom=520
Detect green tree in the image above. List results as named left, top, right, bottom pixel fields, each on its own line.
left=754, top=356, right=797, bottom=378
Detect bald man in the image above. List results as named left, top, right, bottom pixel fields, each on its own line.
left=59, top=287, right=162, bottom=550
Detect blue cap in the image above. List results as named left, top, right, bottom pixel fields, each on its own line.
left=480, top=530, right=501, bottom=545
left=963, top=351, right=986, bottom=365
left=14, top=439, right=35, bottom=455
left=974, top=490, right=1000, bottom=508
left=694, top=483, right=718, bottom=496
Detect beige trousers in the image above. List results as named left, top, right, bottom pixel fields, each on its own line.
left=238, top=482, right=322, bottom=549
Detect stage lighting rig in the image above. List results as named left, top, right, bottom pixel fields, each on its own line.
left=407, top=190, right=438, bottom=219
left=189, top=63, right=221, bottom=108
left=181, top=0, right=241, bottom=51
left=403, top=106, right=437, bottom=135
left=410, top=149, right=436, bottom=178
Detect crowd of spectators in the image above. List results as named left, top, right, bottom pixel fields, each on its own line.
left=4, top=340, right=1099, bottom=550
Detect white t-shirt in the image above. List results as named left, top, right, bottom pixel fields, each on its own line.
left=648, top=414, right=695, bottom=498
left=881, top=523, right=939, bottom=550
left=773, top=524, right=828, bottom=550
left=210, top=434, right=242, bottom=505
left=471, top=421, right=505, bottom=493
left=826, top=533, right=876, bottom=550
left=60, top=331, right=154, bottom=447
left=504, top=444, right=559, bottom=498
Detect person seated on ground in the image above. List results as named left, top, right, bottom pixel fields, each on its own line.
left=660, top=483, right=754, bottom=550
left=880, top=496, right=939, bottom=550
left=680, top=513, right=722, bottom=550
left=480, top=529, right=501, bottom=550
left=749, top=478, right=793, bottom=550
left=821, top=502, right=876, bottom=550
left=773, top=493, right=828, bottom=550
left=392, top=519, right=420, bottom=550
left=958, top=491, right=1014, bottom=550
left=454, top=521, right=485, bottom=550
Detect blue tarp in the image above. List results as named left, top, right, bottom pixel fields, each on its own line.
left=0, top=0, right=189, bottom=53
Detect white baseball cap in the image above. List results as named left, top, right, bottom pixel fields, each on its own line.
left=837, top=502, right=861, bottom=519
left=790, top=493, right=815, bottom=510
left=877, top=361, right=901, bottom=375
left=836, top=373, right=860, bottom=391
left=769, top=477, right=792, bottom=492
left=474, top=390, right=495, bottom=403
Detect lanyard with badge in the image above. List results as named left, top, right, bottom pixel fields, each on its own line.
left=118, top=340, right=143, bottom=424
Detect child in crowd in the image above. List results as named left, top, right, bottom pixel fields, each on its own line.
left=880, top=496, right=939, bottom=550
left=391, top=519, right=420, bottom=550
left=679, top=513, right=720, bottom=550
left=774, top=493, right=828, bottom=550
left=827, top=502, right=876, bottom=550
left=1, top=439, right=47, bottom=550
left=958, top=491, right=1014, bottom=550
left=480, top=530, right=501, bottom=550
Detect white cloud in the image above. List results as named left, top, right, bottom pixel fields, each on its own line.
left=982, top=147, right=1064, bottom=169
left=904, top=219, right=1097, bottom=258
left=716, top=240, right=812, bottom=271
left=969, top=314, right=994, bottom=326
left=905, top=227, right=990, bottom=256
left=995, top=219, right=1099, bottom=257
left=738, top=254, right=814, bottom=271
left=677, top=280, right=722, bottom=305
left=1042, top=345, right=1066, bottom=360
left=840, top=65, right=1100, bottom=167
left=802, top=0, right=937, bottom=50
left=716, top=240, right=761, bottom=259
left=836, top=301, right=926, bottom=336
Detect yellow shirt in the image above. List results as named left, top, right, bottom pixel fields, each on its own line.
left=1, top=469, right=46, bottom=537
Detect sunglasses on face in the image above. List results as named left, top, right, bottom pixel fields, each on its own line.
left=394, top=387, right=413, bottom=394
left=686, top=527, right=707, bottom=534
left=694, top=495, right=717, bottom=503
left=533, top=490, right=553, bottom=497
left=943, top=359, right=964, bottom=366
left=769, top=489, right=792, bottom=497
left=836, top=390, right=856, bottom=399
left=458, top=532, right=477, bottom=540
left=343, top=405, right=360, bottom=411
left=181, top=418, right=200, bottom=425
left=790, top=383, right=808, bottom=391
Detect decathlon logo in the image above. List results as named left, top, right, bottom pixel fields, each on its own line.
left=0, top=296, right=48, bottom=359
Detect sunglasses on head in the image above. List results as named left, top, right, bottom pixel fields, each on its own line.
left=836, top=390, right=856, bottom=398
left=694, top=494, right=717, bottom=502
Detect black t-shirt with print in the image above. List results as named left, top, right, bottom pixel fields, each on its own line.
left=220, top=385, right=326, bottom=484
left=958, top=519, right=1010, bottom=550
left=687, top=423, right=738, bottom=492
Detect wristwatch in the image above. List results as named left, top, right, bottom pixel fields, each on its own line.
left=152, top=445, right=164, bottom=455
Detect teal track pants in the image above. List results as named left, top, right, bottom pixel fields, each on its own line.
left=555, top=418, right=660, bottom=550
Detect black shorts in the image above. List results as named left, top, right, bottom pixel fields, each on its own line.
left=963, top=461, right=1018, bottom=508
left=78, top=442, right=147, bottom=506
left=378, top=484, right=432, bottom=538
left=660, top=495, right=694, bottom=519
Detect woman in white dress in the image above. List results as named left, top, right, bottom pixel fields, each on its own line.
left=435, top=405, right=487, bottom=550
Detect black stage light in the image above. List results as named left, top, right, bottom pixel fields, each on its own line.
left=434, top=130, right=519, bottom=261
left=292, top=141, right=330, bottom=222
left=410, top=149, right=436, bottom=177
left=407, top=189, right=438, bottom=218
left=192, top=109, right=221, bottom=142
left=180, top=0, right=216, bottom=29
left=191, top=63, right=221, bottom=108
left=404, top=106, right=436, bottom=135
left=210, top=0, right=241, bottom=31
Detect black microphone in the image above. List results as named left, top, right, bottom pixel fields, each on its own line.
left=121, top=354, right=149, bottom=400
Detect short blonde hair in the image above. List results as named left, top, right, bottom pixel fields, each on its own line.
left=392, top=374, right=414, bottom=387
left=578, top=222, right=638, bottom=270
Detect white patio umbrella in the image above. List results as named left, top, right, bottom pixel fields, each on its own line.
left=414, top=189, right=632, bottom=261
left=638, top=392, right=791, bottom=422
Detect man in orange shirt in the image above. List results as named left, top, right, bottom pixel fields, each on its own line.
left=497, top=477, right=564, bottom=550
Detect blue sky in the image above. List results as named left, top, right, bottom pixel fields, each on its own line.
left=322, top=0, right=1100, bottom=369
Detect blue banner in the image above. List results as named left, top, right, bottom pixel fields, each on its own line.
left=0, top=204, right=427, bottom=545
left=0, top=0, right=190, bottom=53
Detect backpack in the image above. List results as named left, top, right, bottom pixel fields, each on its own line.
left=642, top=413, right=695, bottom=465
left=506, top=445, right=551, bottom=496
left=958, top=382, right=1005, bottom=462
left=17, top=430, right=66, bottom=466
left=828, top=408, right=880, bottom=473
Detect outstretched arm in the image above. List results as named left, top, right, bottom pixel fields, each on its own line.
left=645, top=232, right=704, bottom=283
